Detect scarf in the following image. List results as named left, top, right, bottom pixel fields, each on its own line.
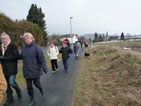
left=1, top=41, right=10, bottom=56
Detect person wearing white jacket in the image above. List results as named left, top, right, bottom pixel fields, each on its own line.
left=47, top=42, right=59, bottom=74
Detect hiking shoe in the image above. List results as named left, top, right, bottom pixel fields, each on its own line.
left=65, top=70, right=68, bottom=73
left=28, top=100, right=35, bottom=106
left=3, top=100, right=14, bottom=106
left=56, top=68, right=59, bottom=71
left=40, top=90, right=44, bottom=96
left=52, top=71, right=56, bottom=74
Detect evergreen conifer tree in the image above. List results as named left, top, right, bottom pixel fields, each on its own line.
left=27, top=4, right=47, bottom=45
left=121, top=32, right=124, bottom=40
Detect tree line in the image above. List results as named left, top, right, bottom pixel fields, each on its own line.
left=93, top=32, right=126, bottom=42
left=0, top=4, right=47, bottom=48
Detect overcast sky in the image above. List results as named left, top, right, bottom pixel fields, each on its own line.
left=0, top=0, right=141, bottom=35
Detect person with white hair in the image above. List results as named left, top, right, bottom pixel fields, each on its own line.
left=0, top=32, right=22, bottom=106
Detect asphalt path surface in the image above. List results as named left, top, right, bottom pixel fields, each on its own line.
left=10, top=47, right=85, bottom=106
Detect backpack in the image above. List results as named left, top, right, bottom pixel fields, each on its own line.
left=49, top=46, right=58, bottom=53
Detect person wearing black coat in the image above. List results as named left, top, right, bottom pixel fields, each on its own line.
left=0, top=32, right=22, bottom=106
left=59, top=40, right=72, bottom=73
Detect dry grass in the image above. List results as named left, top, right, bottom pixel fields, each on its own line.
left=73, top=41, right=141, bottom=106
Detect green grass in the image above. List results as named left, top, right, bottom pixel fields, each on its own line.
left=73, top=41, right=141, bottom=106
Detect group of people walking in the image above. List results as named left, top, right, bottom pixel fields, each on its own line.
left=0, top=32, right=80, bottom=106
left=0, top=32, right=48, bottom=106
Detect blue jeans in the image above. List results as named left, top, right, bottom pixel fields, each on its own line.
left=5, top=75, right=22, bottom=101
left=63, top=59, right=69, bottom=71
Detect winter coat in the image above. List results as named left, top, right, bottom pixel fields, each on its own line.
left=59, top=46, right=72, bottom=60
left=0, top=65, right=7, bottom=104
left=47, top=46, right=59, bottom=60
left=67, top=42, right=71, bottom=48
left=21, top=42, right=47, bottom=79
left=0, top=42, right=19, bottom=76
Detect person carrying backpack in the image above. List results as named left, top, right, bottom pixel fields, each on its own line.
left=47, top=42, right=59, bottom=74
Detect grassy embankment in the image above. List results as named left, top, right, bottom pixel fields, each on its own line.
left=73, top=41, right=141, bottom=106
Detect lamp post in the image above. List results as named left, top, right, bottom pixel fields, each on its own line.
left=70, top=17, right=73, bottom=35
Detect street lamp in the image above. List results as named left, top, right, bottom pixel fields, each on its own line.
left=70, top=17, right=73, bottom=35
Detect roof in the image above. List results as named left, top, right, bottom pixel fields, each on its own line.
left=60, top=34, right=77, bottom=38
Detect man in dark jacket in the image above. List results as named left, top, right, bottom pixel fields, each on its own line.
left=59, top=40, right=72, bottom=73
left=0, top=32, right=22, bottom=106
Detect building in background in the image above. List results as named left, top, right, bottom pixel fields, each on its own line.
left=60, top=34, right=78, bottom=44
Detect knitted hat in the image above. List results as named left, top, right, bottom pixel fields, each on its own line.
left=62, top=40, right=67, bottom=44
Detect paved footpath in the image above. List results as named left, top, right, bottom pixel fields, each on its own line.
left=10, top=47, right=85, bottom=106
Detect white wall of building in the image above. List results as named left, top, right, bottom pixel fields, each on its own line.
left=60, top=35, right=78, bottom=44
